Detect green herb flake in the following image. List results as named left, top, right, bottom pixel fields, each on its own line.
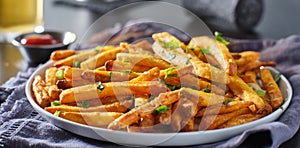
left=51, top=101, right=61, bottom=107
left=55, top=69, right=64, bottom=79
left=54, top=110, right=61, bottom=117
left=201, top=85, right=211, bottom=93
left=265, top=98, right=271, bottom=103
left=224, top=98, right=235, bottom=105
left=200, top=47, right=211, bottom=55
left=155, top=105, right=169, bottom=114
left=164, top=68, right=177, bottom=80
left=215, top=32, right=230, bottom=46
left=185, top=57, right=192, bottom=65
left=256, top=89, right=266, bottom=97
left=77, top=100, right=90, bottom=108
left=96, top=82, right=105, bottom=93
left=109, top=71, right=113, bottom=81
left=94, top=45, right=102, bottom=53
left=74, top=61, right=81, bottom=68
left=279, top=106, right=284, bottom=110
left=163, top=39, right=180, bottom=49
left=275, top=73, right=281, bottom=83
left=236, top=71, right=242, bottom=76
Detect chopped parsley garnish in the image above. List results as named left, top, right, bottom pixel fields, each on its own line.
left=275, top=73, right=281, bottom=83
left=77, top=100, right=90, bottom=108
left=279, top=106, right=284, bottom=110
left=164, top=68, right=177, bottom=80
left=96, top=82, right=105, bottom=93
left=256, top=89, right=266, bottom=97
left=158, top=77, right=180, bottom=91
left=55, top=69, right=64, bottom=79
left=74, top=61, right=80, bottom=68
left=155, top=105, right=169, bottom=114
left=109, top=71, right=113, bottom=81
left=200, top=47, right=211, bottom=55
left=201, top=85, right=211, bottom=93
left=185, top=57, right=191, bottom=65
left=54, top=110, right=61, bottom=117
left=51, top=101, right=60, bottom=107
left=215, top=32, right=230, bottom=46
left=224, top=98, right=235, bottom=105
left=94, top=45, right=102, bottom=53
left=236, top=71, right=242, bottom=76
left=265, top=97, right=271, bottom=103
left=163, top=39, right=180, bottom=49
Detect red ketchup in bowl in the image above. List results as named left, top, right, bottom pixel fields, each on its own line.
left=21, top=34, right=60, bottom=45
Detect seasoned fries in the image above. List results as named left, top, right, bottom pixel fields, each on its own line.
left=31, top=32, right=284, bottom=132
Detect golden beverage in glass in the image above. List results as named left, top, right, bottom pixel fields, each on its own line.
left=0, top=0, right=43, bottom=42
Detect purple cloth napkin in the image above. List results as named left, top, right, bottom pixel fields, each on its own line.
left=1, top=25, right=300, bottom=147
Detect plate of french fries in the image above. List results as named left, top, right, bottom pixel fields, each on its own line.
left=25, top=32, right=292, bottom=146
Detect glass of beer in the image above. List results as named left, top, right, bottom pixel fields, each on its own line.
left=0, top=0, right=43, bottom=42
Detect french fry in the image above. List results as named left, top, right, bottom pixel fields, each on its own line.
left=81, top=70, right=140, bottom=83
left=53, top=50, right=98, bottom=67
left=80, top=47, right=126, bottom=70
left=32, top=75, right=51, bottom=108
left=188, top=36, right=237, bottom=75
left=228, top=75, right=272, bottom=114
left=196, top=101, right=253, bottom=117
left=218, top=113, right=263, bottom=128
left=123, top=42, right=154, bottom=56
left=105, top=60, right=152, bottom=72
left=181, top=118, right=195, bottom=132
left=156, top=104, right=172, bottom=125
left=238, top=61, right=276, bottom=73
left=199, top=107, right=251, bottom=130
left=108, top=90, right=180, bottom=130
left=56, top=79, right=91, bottom=89
left=234, top=51, right=260, bottom=67
left=134, top=40, right=154, bottom=52
left=47, top=85, right=62, bottom=102
left=116, top=53, right=170, bottom=70
left=45, top=99, right=133, bottom=114
left=130, top=67, right=160, bottom=82
left=50, top=49, right=76, bottom=61
left=59, top=112, right=123, bottom=127
left=240, top=71, right=258, bottom=84
left=260, top=68, right=283, bottom=109
left=45, top=67, right=58, bottom=85
left=64, top=67, right=87, bottom=81
left=59, top=81, right=169, bottom=104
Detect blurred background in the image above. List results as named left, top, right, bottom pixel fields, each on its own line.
left=0, top=0, right=299, bottom=83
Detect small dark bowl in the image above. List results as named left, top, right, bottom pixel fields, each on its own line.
left=12, top=31, right=76, bottom=64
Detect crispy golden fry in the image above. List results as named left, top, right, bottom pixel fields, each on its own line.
left=179, top=87, right=225, bottom=107
left=171, top=98, right=198, bottom=131
left=182, top=118, right=195, bottom=132
left=199, top=107, right=251, bottom=130
left=45, top=67, right=58, bottom=85
left=260, top=68, right=283, bottom=109
left=123, top=42, right=154, bottom=56
left=218, top=113, right=263, bottom=128
left=50, top=49, right=76, bottom=61
left=228, top=75, right=272, bottom=114
left=59, top=112, right=123, bottom=127
left=56, top=79, right=91, bottom=89
left=45, top=99, right=132, bottom=114
left=116, top=53, right=170, bottom=70
left=59, top=81, right=169, bottom=104
left=196, top=101, right=253, bottom=117
left=47, top=85, right=62, bottom=102
left=130, top=67, right=160, bottom=82
left=233, top=51, right=260, bottom=67
left=238, top=61, right=276, bottom=73
left=64, top=67, right=87, bottom=81
left=191, top=60, right=229, bottom=84
left=134, top=96, right=149, bottom=107
left=108, top=90, right=180, bottom=130
left=80, top=47, right=126, bottom=70
left=181, top=74, right=225, bottom=95
left=158, top=66, right=194, bottom=87
left=81, top=70, right=140, bottom=83
left=32, top=75, right=51, bottom=108
left=189, top=36, right=237, bottom=75
left=240, top=71, right=258, bottom=84
left=53, top=50, right=99, bottom=67
left=105, top=60, right=152, bottom=72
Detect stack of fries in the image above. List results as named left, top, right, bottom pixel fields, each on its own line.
left=32, top=32, right=283, bottom=132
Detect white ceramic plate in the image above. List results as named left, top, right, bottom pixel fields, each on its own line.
left=25, top=61, right=293, bottom=146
